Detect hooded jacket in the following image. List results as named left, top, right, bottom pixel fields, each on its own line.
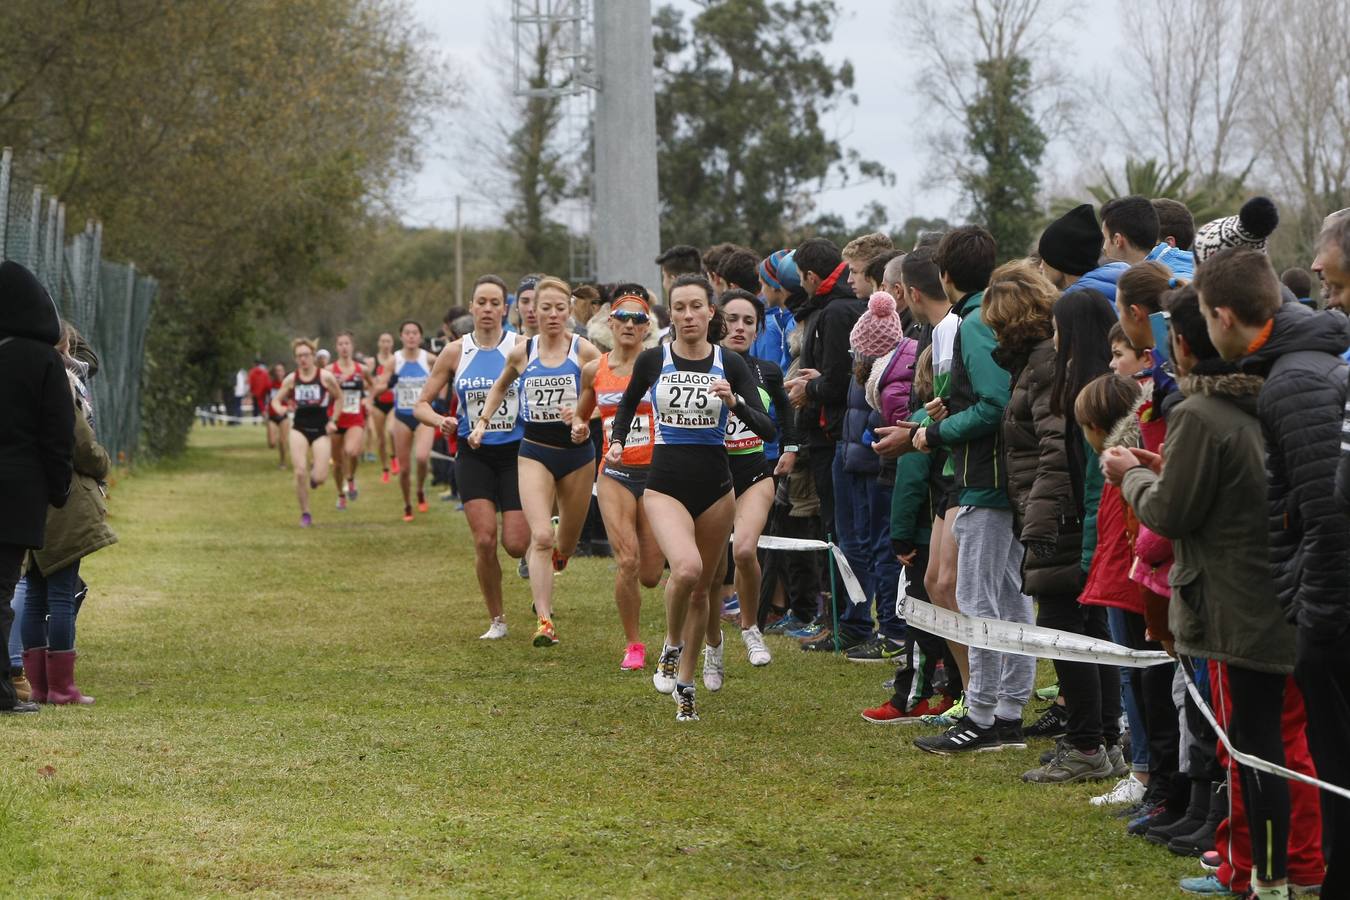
left=923, top=291, right=1010, bottom=508
left=0, top=261, right=75, bottom=549
left=1237, top=302, right=1350, bottom=633
left=1080, top=410, right=1144, bottom=613
left=1122, top=363, right=1294, bottom=672
left=1064, top=262, right=1128, bottom=302
left=998, top=336, right=1083, bottom=597
left=1144, top=243, right=1196, bottom=280
left=794, top=278, right=866, bottom=445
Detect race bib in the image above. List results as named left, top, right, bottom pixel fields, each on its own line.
left=724, top=410, right=762, bottom=451
left=294, top=383, right=324, bottom=406
left=465, top=386, right=519, bottom=432
left=342, top=389, right=362, bottom=415
left=604, top=412, right=652, bottom=448
left=655, top=373, right=722, bottom=429
left=396, top=380, right=423, bottom=410
left=524, top=375, right=577, bottom=423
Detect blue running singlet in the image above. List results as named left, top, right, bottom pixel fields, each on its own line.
left=454, top=331, right=523, bottom=444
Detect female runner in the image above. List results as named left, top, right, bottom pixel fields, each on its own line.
left=330, top=331, right=372, bottom=509
left=265, top=362, right=290, bottom=469
left=470, top=276, right=600, bottom=648
left=700, top=288, right=798, bottom=686
left=416, top=275, right=530, bottom=640
left=570, top=285, right=664, bottom=671
left=370, top=332, right=397, bottom=483
left=608, top=275, right=776, bottom=721
left=389, top=321, right=437, bottom=521
left=271, top=338, right=344, bottom=526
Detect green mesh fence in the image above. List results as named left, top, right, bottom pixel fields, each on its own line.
left=0, top=147, right=157, bottom=464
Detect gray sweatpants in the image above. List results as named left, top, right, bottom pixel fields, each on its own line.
left=951, top=505, right=1036, bottom=727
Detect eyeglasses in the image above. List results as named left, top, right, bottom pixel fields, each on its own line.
left=610, top=309, right=650, bottom=325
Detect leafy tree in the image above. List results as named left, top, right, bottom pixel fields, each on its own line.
left=653, top=0, right=891, bottom=251
left=963, top=55, right=1046, bottom=260
left=1055, top=158, right=1247, bottom=228
left=0, top=0, right=449, bottom=457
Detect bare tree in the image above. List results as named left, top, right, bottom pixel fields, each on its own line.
left=1111, top=0, right=1262, bottom=186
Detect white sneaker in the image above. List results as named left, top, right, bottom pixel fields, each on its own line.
left=702, top=641, right=725, bottom=692
left=740, top=625, right=772, bottom=666
left=479, top=616, right=508, bottom=640
left=674, top=683, right=698, bottom=722
left=1090, top=773, right=1147, bottom=807
left=653, top=643, right=681, bottom=694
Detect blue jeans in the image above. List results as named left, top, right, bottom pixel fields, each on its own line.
left=832, top=454, right=904, bottom=639
left=20, top=561, right=82, bottom=653
left=1108, top=605, right=1150, bottom=773
left=8, top=577, right=25, bottom=667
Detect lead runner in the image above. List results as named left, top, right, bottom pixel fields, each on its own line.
left=607, top=275, right=776, bottom=721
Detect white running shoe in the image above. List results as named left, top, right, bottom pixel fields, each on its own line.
left=479, top=616, right=508, bottom=640
left=653, top=643, right=681, bottom=694
left=1090, top=773, right=1147, bottom=807
left=702, top=641, right=725, bottom=692
left=674, top=683, right=698, bottom=722
left=740, top=625, right=772, bottom=666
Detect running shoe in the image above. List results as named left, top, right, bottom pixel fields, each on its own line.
left=1200, top=851, right=1222, bottom=872
left=740, top=625, right=771, bottom=666
left=391, top=457, right=401, bottom=474
left=764, top=611, right=809, bottom=636
left=1022, top=742, right=1113, bottom=783
left=620, top=642, right=646, bottom=671
left=1106, top=743, right=1129, bottom=778
left=1178, top=874, right=1233, bottom=895
left=702, top=640, right=725, bottom=692
left=335, top=495, right=347, bottom=511
left=517, top=558, right=529, bottom=579
left=1035, top=683, right=1060, bottom=701
left=720, top=594, right=740, bottom=622
left=417, top=492, right=428, bottom=513
left=1291, top=883, right=1324, bottom=896
left=674, top=683, right=698, bottom=722
left=845, top=634, right=906, bottom=664
left=439, top=488, right=457, bottom=502
left=381, top=468, right=390, bottom=484
left=913, top=716, right=1001, bottom=755
left=861, top=695, right=952, bottom=725
left=479, top=616, right=508, bottom=640
left=532, top=617, right=558, bottom=647
left=653, top=643, right=681, bottom=694
left=402, top=505, right=414, bottom=522
left=920, top=692, right=967, bottom=727
left=1025, top=703, right=1069, bottom=739
left=551, top=550, right=569, bottom=573
left=364, top=452, right=377, bottom=463
left=995, top=716, right=1028, bottom=750
left=300, top=512, right=312, bottom=528
left=347, top=479, right=357, bottom=500
left=803, top=630, right=866, bottom=653
left=787, top=620, right=826, bottom=640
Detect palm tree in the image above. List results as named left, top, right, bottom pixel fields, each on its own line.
left=1049, top=158, right=1248, bottom=225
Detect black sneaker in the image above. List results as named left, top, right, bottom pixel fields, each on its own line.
left=0, top=699, right=40, bottom=715
left=802, top=631, right=867, bottom=653
left=914, top=716, right=1001, bottom=755
left=845, top=635, right=906, bottom=664
left=1025, top=703, right=1069, bottom=739
left=995, top=716, right=1027, bottom=750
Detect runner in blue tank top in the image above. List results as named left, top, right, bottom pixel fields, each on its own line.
left=470, top=276, right=601, bottom=648
left=385, top=320, right=438, bottom=521
left=417, top=275, right=529, bottom=641
left=608, top=275, right=776, bottom=721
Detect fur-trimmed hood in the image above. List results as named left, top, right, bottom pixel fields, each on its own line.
left=1103, top=396, right=1144, bottom=450
left=1178, top=372, right=1264, bottom=400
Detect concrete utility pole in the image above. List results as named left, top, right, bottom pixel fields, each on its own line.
left=592, top=0, right=662, bottom=294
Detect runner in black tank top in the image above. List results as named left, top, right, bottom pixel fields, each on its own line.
left=271, top=338, right=343, bottom=527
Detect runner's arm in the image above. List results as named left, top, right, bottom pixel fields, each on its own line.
left=723, top=352, right=777, bottom=441
left=271, top=374, right=295, bottom=415
left=609, top=348, right=661, bottom=447
left=415, top=342, right=459, bottom=430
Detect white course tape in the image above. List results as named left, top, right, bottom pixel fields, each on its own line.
left=1181, top=667, right=1350, bottom=803
left=899, top=593, right=1172, bottom=669
left=195, top=407, right=263, bottom=424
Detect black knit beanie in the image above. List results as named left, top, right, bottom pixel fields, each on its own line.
left=1038, top=204, right=1103, bottom=277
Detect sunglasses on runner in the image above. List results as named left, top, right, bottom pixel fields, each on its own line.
left=610, top=309, right=650, bottom=325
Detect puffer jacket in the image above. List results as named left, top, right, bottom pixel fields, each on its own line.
left=840, top=377, right=880, bottom=476
left=1122, top=364, right=1294, bottom=672
left=868, top=337, right=918, bottom=427
left=1238, top=302, right=1350, bottom=633
left=29, top=381, right=117, bottom=575
left=1080, top=410, right=1144, bottom=613
left=1144, top=243, right=1195, bottom=280
left=1064, top=262, right=1128, bottom=301
left=998, top=336, right=1082, bottom=598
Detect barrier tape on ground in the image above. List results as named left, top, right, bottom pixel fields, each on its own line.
left=1180, top=667, right=1350, bottom=803
left=195, top=407, right=263, bottom=424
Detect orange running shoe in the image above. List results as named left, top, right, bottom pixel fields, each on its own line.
left=381, top=468, right=390, bottom=484
left=391, top=457, right=401, bottom=475
left=402, top=505, right=414, bottom=522
left=532, top=617, right=558, bottom=647
left=417, top=492, right=429, bottom=513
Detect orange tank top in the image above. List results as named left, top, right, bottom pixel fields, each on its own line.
left=595, top=353, right=654, bottom=469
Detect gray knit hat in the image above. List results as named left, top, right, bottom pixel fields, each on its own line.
left=1193, top=196, right=1279, bottom=264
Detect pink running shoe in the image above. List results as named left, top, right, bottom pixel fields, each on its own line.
left=620, top=642, right=646, bottom=671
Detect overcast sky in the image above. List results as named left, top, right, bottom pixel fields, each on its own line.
left=397, top=0, right=1124, bottom=233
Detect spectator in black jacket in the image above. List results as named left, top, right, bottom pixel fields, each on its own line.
left=1198, top=246, right=1350, bottom=896
left=0, top=261, right=76, bottom=715
left=785, top=237, right=866, bottom=650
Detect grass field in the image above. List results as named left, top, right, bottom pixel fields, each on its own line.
left=0, top=426, right=1197, bottom=896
